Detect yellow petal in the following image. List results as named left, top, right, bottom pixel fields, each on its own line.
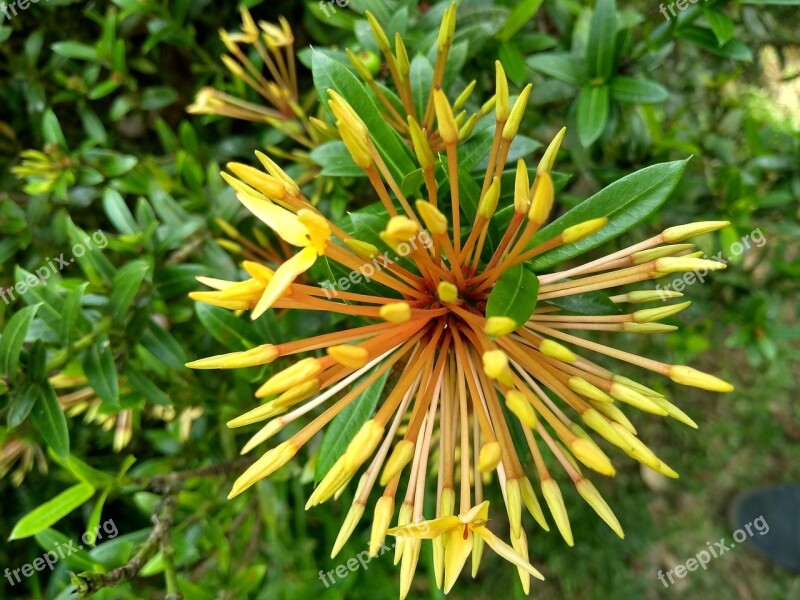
left=252, top=246, right=317, bottom=320
left=473, top=526, right=545, bottom=581
left=236, top=191, right=310, bottom=247
left=388, top=515, right=461, bottom=540
left=444, top=528, right=473, bottom=593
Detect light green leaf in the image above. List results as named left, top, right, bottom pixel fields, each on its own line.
left=309, top=141, right=362, bottom=177
left=9, top=482, right=95, bottom=540
left=486, top=264, right=539, bottom=327
left=410, top=54, right=433, bottom=120
left=497, top=0, right=545, bottom=42
left=703, top=8, right=735, bottom=46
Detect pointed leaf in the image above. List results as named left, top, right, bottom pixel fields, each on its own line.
left=9, top=482, right=95, bottom=540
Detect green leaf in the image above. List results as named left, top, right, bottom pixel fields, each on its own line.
left=545, top=291, right=620, bottom=316
left=48, top=448, right=113, bottom=487
left=610, top=77, right=669, bottom=104
left=61, top=282, right=88, bottom=344
left=498, top=42, right=527, bottom=86
left=525, top=159, right=689, bottom=271
left=410, top=54, right=434, bottom=120
left=140, top=322, right=187, bottom=371
left=703, top=8, right=735, bottom=46
left=41, top=109, right=68, bottom=150
left=0, top=303, right=40, bottom=379
left=128, top=366, right=170, bottom=405
left=496, top=0, right=545, bottom=42
left=576, top=85, right=610, bottom=146
left=51, top=41, right=98, bottom=61
left=527, top=53, right=589, bottom=86
left=7, top=383, right=39, bottom=427
left=35, top=529, right=99, bottom=572
left=311, top=50, right=416, bottom=184
left=31, top=383, right=70, bottom=459
left=81, top=336, right=119, bottom=405
left=309, top=141, right=362, bottom=177
left=141, top=86, right=179, bottom=110
left=587, top=0, right=618, bottom=78
left=195, top=303, right=264, bottom=351
left=315, top=367, right=391, bottom=481
left=486, top=264, right=539, bottom=327
left=675, top=26, right=753, bottom=61
left=9, top=482, right=95, bottom=540
left=109, top=260, right=149, bottom=325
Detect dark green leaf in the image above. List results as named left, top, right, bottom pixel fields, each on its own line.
left=675, top=26, right=753, bottom=61
left=140, top=322, right=187, bottom=371
left=0, top=303, right=39, bottom=378
left=315, top=367, right=391, bottom=481
left=525, top=159, right=689, bottom=270
left=7, top=383, right=39, bottom=427
left=195, top=303, right=263, bottom=351
left=498, top=42, right=527, bottom=85
left=61, top=282, right=88, bottom=344
left=486, top=264, right=540, bottom=327
left=110, top=260, right=149, bottom=325
left=545, top=291, right=620, bottom=315
left=80, top=336, right=119, bottom=405
left=410, top=54, right=434, bottom=120
left=31, top=382, right=70, bottom=459
left=311, top=50, right=415, bottom=184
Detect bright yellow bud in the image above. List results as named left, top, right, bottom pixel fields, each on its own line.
left=514, top=159, right=530, bottom=214
left=433, top=89, right=459, bottom=145
left=662, top=221, right=730, bottom=242
left=415, top=200, right=448, bottom=235
left=327, top=345, right=369, bottom=368
left=537, top=127, right=566, bottom=175
left=478, top=441, right=502, bottom=472
left=527, top=172, right=554, bottom=225
left=505, top=390, right=538, bottom=428
left=485, top=316, right=518, bottom=337
left=482, top=350, right=513, bottom=386
left=669, top=365, right=734, bottom=392
left=539, top=339, right=576, bottom=362
left=562, top=217, right=608, bottom=243
left=256, top=358, right=322, bottom=398
left=495, top=61, right=509, bottom=121
left=541, top=478, right=573, bottom=546
left=380, top=302, right=411, bottom=323
left=186, top=344, right=278, bottom=369
left=502, top=84, right=532, bottom=141
left=478, top=176, right=501, bottom=218
left=437, top=281, right=459, bottom=303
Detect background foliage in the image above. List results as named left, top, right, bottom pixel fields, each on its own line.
left=1, top=0, right=798, bottom=598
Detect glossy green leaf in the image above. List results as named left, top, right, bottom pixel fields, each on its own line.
left=80, top=336, right=119, bottom=405
left=577, top=85, right=610, bottom=146
left=35, top=529, right=99, bottom=572
left=311, top=50, right=415, bottom=184
left=315, top=367, right=391, bottom=481
left=525, top=159, right=689, bottom=270
left=486, top=264, right=539, bottom=327
left=9, top=482, right=95, bottom=540
left=140, top=322, right=187, bottom=371
left=587, top=0, right=617, bottom=78
left=51, top=41, right=98, bottom=61
left=610, top=77, right=669, bottom=104
left=410, top=54, right=433, bottom=120
left=0, top=303, right=39, bottom=378
left=195, top=303, right=263, bottom=351
left=31, top=383, right=70, bottom=459
left=498, top=42, right=527, bottom=86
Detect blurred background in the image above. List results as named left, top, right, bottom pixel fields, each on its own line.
left=0, top=0, right=798, bottom=598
